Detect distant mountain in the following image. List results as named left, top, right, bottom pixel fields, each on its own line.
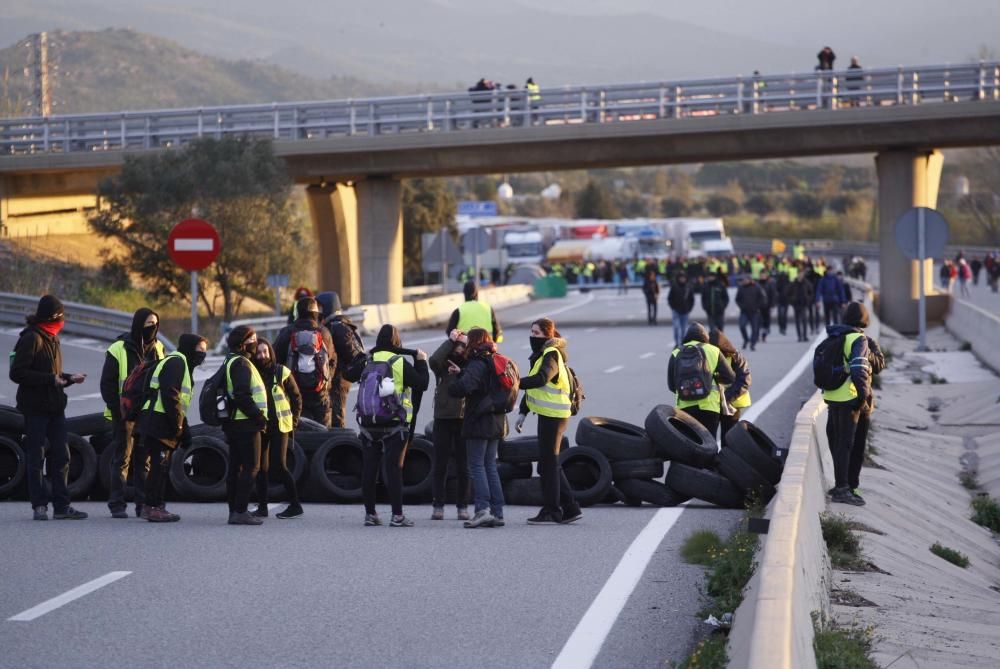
left=0, top=28, right=423, bottom=115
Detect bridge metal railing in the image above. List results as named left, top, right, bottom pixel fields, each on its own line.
left=1, top=62, right=998, bottom=156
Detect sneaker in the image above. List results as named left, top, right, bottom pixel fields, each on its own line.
left=251, top=505, right=269, bottom=518
left=228, top=511, right=263, bottom=526
left=431, top=507, right=444, bottom=521
left=456, top=508, right=470, bottom=521
left=110, top=508, right=129, bottom=519
left=464, top=509, right=495, bottom=528
left=364, top=513, right=383, bottom=527
left=390, top=515, right=414, bottom=527
left=146, top=506, right=180, bottom=523
left=560, top=507, right=583, bottom=524
left=33, top=505, right=48, bottom=521
left=489, top=517, right=505, bottom=528
left=53, top=507, right=88, bottom=520
left=276, top=504, right=304, bottom=519
left=527, top=509, right=562, bottom=525
left=850, top=489, right=867, bottom=506
left=830, top=487, right=864, bottom=507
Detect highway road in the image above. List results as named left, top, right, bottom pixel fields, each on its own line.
left=0, top=290, right=820, bottom=668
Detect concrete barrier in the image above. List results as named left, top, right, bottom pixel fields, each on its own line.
left=727, top=391, right=832, bottom=669
left=945, top=297, right=1000, bottom=374
left=357, top=284, right=533, bottom=335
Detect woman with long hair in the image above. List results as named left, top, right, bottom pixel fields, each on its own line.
left=709, top=328, right=752, bottom=448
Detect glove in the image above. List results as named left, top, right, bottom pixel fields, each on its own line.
left=515, top=413, right=527, bottom=433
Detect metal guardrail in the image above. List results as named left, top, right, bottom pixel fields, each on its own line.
left=213, top=307, right=365, bottom=354
left=1, top=62, right=998, bottom=155
left=0, top=292, right=176, bottom=351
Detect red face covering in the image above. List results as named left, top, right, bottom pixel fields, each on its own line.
left=37, top=320, right=65, bottom=337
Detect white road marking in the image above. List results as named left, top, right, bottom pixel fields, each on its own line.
left=8, top=571, right=132, bottom=622
left=639, top=352, right=655, bottom=359
left=585, top=327, right=597, bottom=333
left=67, top=392, right=104, bottom=402
left=551, top=508, right=684, bottom=669
left=603, top=365, right=624, bottom=374
left=740, top=331, right=823, bottom=424
left=514, top=293, right=595, bottom=325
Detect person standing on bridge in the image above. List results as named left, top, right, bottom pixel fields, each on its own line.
left=318, top=291, right=367, bottom=428
left=446, top=281, right=504, bottom=344
left=667, top=322, right=736, bottom=436
left=429, top=330, right=470, bottom=522
left=223, top=326, right=269, bottom=526
left=274, top=297, right=336, bottom=427
left=100, top=307, right=165, bottom=519
left=9, top=295, right=88, bottom=521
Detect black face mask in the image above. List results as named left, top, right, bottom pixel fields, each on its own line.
left=529, top=336, right=547, bottom=353
left=142, top=324, right=158, bottom=343
left=242, top=342, right=256, bottom=358
left=189, top=351, right=207, bottom=368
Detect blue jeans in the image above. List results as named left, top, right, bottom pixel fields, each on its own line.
left=738, top=311, right=761, bottom=348
left=672, top=311, right=690, bottom=348
left=466, top=438, right=504, bottom=517
left=23, top=412, right=70, bottom=511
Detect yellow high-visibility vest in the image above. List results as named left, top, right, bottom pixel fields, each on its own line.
left=373, top=351, right=413, bottom=422
left=456, top=300, right=493, bottom=334
left=822, top=333, right=864, bottom=403
left=726, top=354, right=752, bottom=409
left=272, top=364, right=294, bottom=433
left=526, top=82, right=540, bottom=101
left=226, top=355, right=269, bottom=422
left=671, top=342, right=723, bottom=413
left=144, top=352, right=192, bottom=417
left=104, top=339, right=165, bottom=420
left=525, top=347, right=571, bottom=418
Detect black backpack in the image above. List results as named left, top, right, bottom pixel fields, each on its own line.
left=566, top=365, right=585, bottom=416
left=119, top=358, right=158, bottom=421
left=813, top=334, right=849, bottom=390
left=675, top=344, right=714, bottom=401
left=198, top=356, right=235, bottom=426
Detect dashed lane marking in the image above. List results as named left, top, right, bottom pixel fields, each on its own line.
left=8, top=571, right=132, bottom=622
left=603, top=365, right=623, bottom=374
left=67, top=392, right=104, bottom=402
left=639, top=352, right=655, bottom=359
left=585, top=327, right=597, bottom=333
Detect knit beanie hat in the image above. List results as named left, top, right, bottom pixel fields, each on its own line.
left=842, top=302, right=869, bottom=328
left=227, top=325, right=256, bottom=351
left=35, top=295, right=65, bottom=321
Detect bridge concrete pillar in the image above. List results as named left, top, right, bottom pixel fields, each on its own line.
left=875, top=149, right=945, bottom=334
left=355, top=177, right=403, bottom=305
left=306, top=183, right=360, bottom=306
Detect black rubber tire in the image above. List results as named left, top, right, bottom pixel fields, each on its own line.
left=499, top=436, right=540, bottom=464
left=400, top=437, right=434, bottom=503
left=42, top=433, right=98, bottom=500
left=0, top=405, right=24, bottom=434
left=497, top=461, right=533, bottom=481
left=644, top=405, right=718, bottom=468
left=665, top=462, right=745, bottom=509
left=602, top=485, right=626, bottom=505
left=189, top=423, right=225, bottom=440
left=610, top=458, right=665, bottom=480
left=716, top=448, right=777, bottom=504
left=309, top=434, right=365, bottom=502
left=726, top=421, right=783, bottom=485
left=423, top=421, right=434, bottom=439
left=66, top=412, right=111, bottom=437
left=296, top=416, right=328, bottom=432
left=0, top=434, right=26, bottom=499
left=574, top=417, right=655, bottom=461
left=559, top=445, right=613, bottom=507
left=169, top=435, right=229, bottom=502
left=263, top=439, right=308, bottom=501
left=89, top=430, right=114, bottom=454
left=502, top=477, right=545, bottom=507
left=615, top=477, right=690, bottom=507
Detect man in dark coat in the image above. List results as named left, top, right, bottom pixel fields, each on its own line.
left=701, top=271, right=729, bottom=332
left=735, top=275, right=767, bottom=350
left=274, top=297, right=336, bottom=426
left=318, top=291, right=367, bottom=428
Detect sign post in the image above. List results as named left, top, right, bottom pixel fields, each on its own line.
left=267, top=274, right=289, bottom=316
left=168, top=219, right=221, bottom=335
left=894, top=207, right=948, bottom=352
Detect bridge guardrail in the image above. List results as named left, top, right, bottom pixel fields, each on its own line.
left=2, top=62, right=997, bottom=155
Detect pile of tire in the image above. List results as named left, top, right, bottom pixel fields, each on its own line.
left=496, top=433, right=614, bottom=508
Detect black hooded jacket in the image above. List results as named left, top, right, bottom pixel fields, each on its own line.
left=447, top=346, right=507, bottom=439
left=99, top=307, right=161, bottom=421
left=9, top=324, right=75, bottom=415
left=254, top=340, right=304, bottom=432
left=138, top=334, right=204, bottom=444
left=517, top=337, right=568, bottom=417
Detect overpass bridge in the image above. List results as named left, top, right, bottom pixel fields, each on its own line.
left=2, top=61, right=1000, bottom=331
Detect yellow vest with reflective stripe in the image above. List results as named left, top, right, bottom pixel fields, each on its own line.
left=525, top=347, right=571, bottom=418
left=726, top=354, right=752, bottom=409
left=671, top=342, right=723, bottom=413
left=225, top=355, right=269, bottom=422
left=822, top=333, right=864, bottom=403
left=272, top=365, right=294, bottom=433
left=144, top=352, right=192, bottom=417
left=456, top=300, right=493, bottom=334
left=526, top=82, right=540, bottom=101
left=104, top=339, right=165, bottom=420
left=787, top=265, right=799, bottom=281
left=373, top=351, right=413, bottom=422
left=750, top=260, right=765, bottom=279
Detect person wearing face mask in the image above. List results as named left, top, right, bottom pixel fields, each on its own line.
left=223, top=326, right=269, bottom=526
left=428, top=329, right=470, bottom=521
left=137, top=334, right=208, bottom=522
left=99, top=307, right=166, bottom=519
left=514, top=318, right=582, bottom=525
left=10, top=295, right=88, bottom=521
left=250, top=337, right=304, bottom=519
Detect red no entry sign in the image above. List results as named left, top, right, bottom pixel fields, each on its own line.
left=168, top=219, right=220, bottom=271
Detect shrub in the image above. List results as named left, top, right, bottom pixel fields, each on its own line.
left=814, top=621, right=877, bottom=669
left=681, top=531, right=724, bottom=566
left=671, top=636, right=728, bottom=669
left=705, top=194, right=740, bottom=217
left=971, top=495, right=1000, bottom=533
left=703, top=531, right=758, bottom=617
left=821, top=513, right=865, bottom=570
left=959, top=471, right=979, bottom=490
left=960, top=341, right=972, bottom=351
left=930, top=542, right=970, bottom=568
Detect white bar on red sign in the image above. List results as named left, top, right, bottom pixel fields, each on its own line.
left=174, top=239, right=214, bottom=252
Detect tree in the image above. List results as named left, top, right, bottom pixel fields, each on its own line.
left=705, top=194, right=740, bottom=217
left=828, top=194, right=856, bottom=215
left=661, top=197, right=689, bottom=217
left=89, top=137, right=299, bottom=322
left=401, top=178, right=457, bottom=281
left=785, top=192, right=824, bottom=219
left=744, top=193, right=775, bottom=217
left=958, top=147, right=1000, bottom=245
left=575, top=180, right=620, bottom=218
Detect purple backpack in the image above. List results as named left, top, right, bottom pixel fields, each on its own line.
left=354, top=355, right=406, bottom=427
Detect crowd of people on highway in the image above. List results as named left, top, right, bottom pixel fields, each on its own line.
left=939, top=251, right=1000, bottom=297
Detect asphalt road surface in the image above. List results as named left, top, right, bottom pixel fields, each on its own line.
left=0, top=290, right=819, bottom=669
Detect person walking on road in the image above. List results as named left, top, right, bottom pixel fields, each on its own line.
left=642, top=269, right=660, bottom=325
left=821, top=302, right=884, bottom=506
left=701, top=270, right=729, bottom=332
left=514, top=318, right=583, bottom=526
left=274, top=297, right=336, bottom=427
left=318, top=291, right=367, bottom=428
left=757, top=271, right=777, bottom=343
left=736, top=275, right=766, bottom=350
left=223, top=326, right=269, bottom=526
left=709, top=329, right=751, bottom=448
left=99, top=307, right=165, bottom=518
left=447, top=328, right=509, bottom=528
left=250, top=337, right=304, bottom=520
left=358, top=325, right=429, bottom=528
left=788, top=272, right=814, bottom=342
left=775, top=270, right=791, bottom=337
left=668, top=322, right=736, bottom=436
left=816, top=268, right=845, bottom=327
left=9, top=295, right=88, bottom=521
left=428, top=330, right=471, bottom=521
left=138, top=334, right=208, bottom=522
left=446, top=281, right=504, bottom=344
left=667, top=271, right=695, bottom=349
left=957, top=259, right=972, bottom=298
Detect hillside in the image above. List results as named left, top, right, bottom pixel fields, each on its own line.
left=0, top=29, right=417, bottom=115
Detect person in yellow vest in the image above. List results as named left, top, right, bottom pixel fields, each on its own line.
left=251, top=338, right=304, bottom=519
left=446, top=280, right=504, bottom=344
left=750, top=256, right=765, bottom=280
left=525, top=77, right=541, bottom=103
left=137, top=333, right=207, bottom=522
left=667, top=322, right=736, bottom=435
left=709, top=329, right=751, bottom=447
left=99, top=307, right=166, bottom=519
left=793, top=242, right=806, bottom=261
left=223, top=325, right=270, bottom=526
left=822, top=302, right=884, bottom=507
left=514, top=317, right=583, bottom=525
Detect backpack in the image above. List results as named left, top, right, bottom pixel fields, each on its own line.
left=566, top=365, right=585, bottom=416
left=198, top=357, right=234, bottom=426
left=354, top=355, right=406, bottom=427
left=119, top=358, right=158, bottom=421
left=675, top=344, right=714, bottom=402
left=485, top=353, right=520, bottom=414
left=289, top=328, right=330, bottom=393
left=813, top=334, right=849, bottom=391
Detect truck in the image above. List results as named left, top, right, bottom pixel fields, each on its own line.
left=502, top=229, right=545, bottom=266
left=666, top=218, right=734, bottom=257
